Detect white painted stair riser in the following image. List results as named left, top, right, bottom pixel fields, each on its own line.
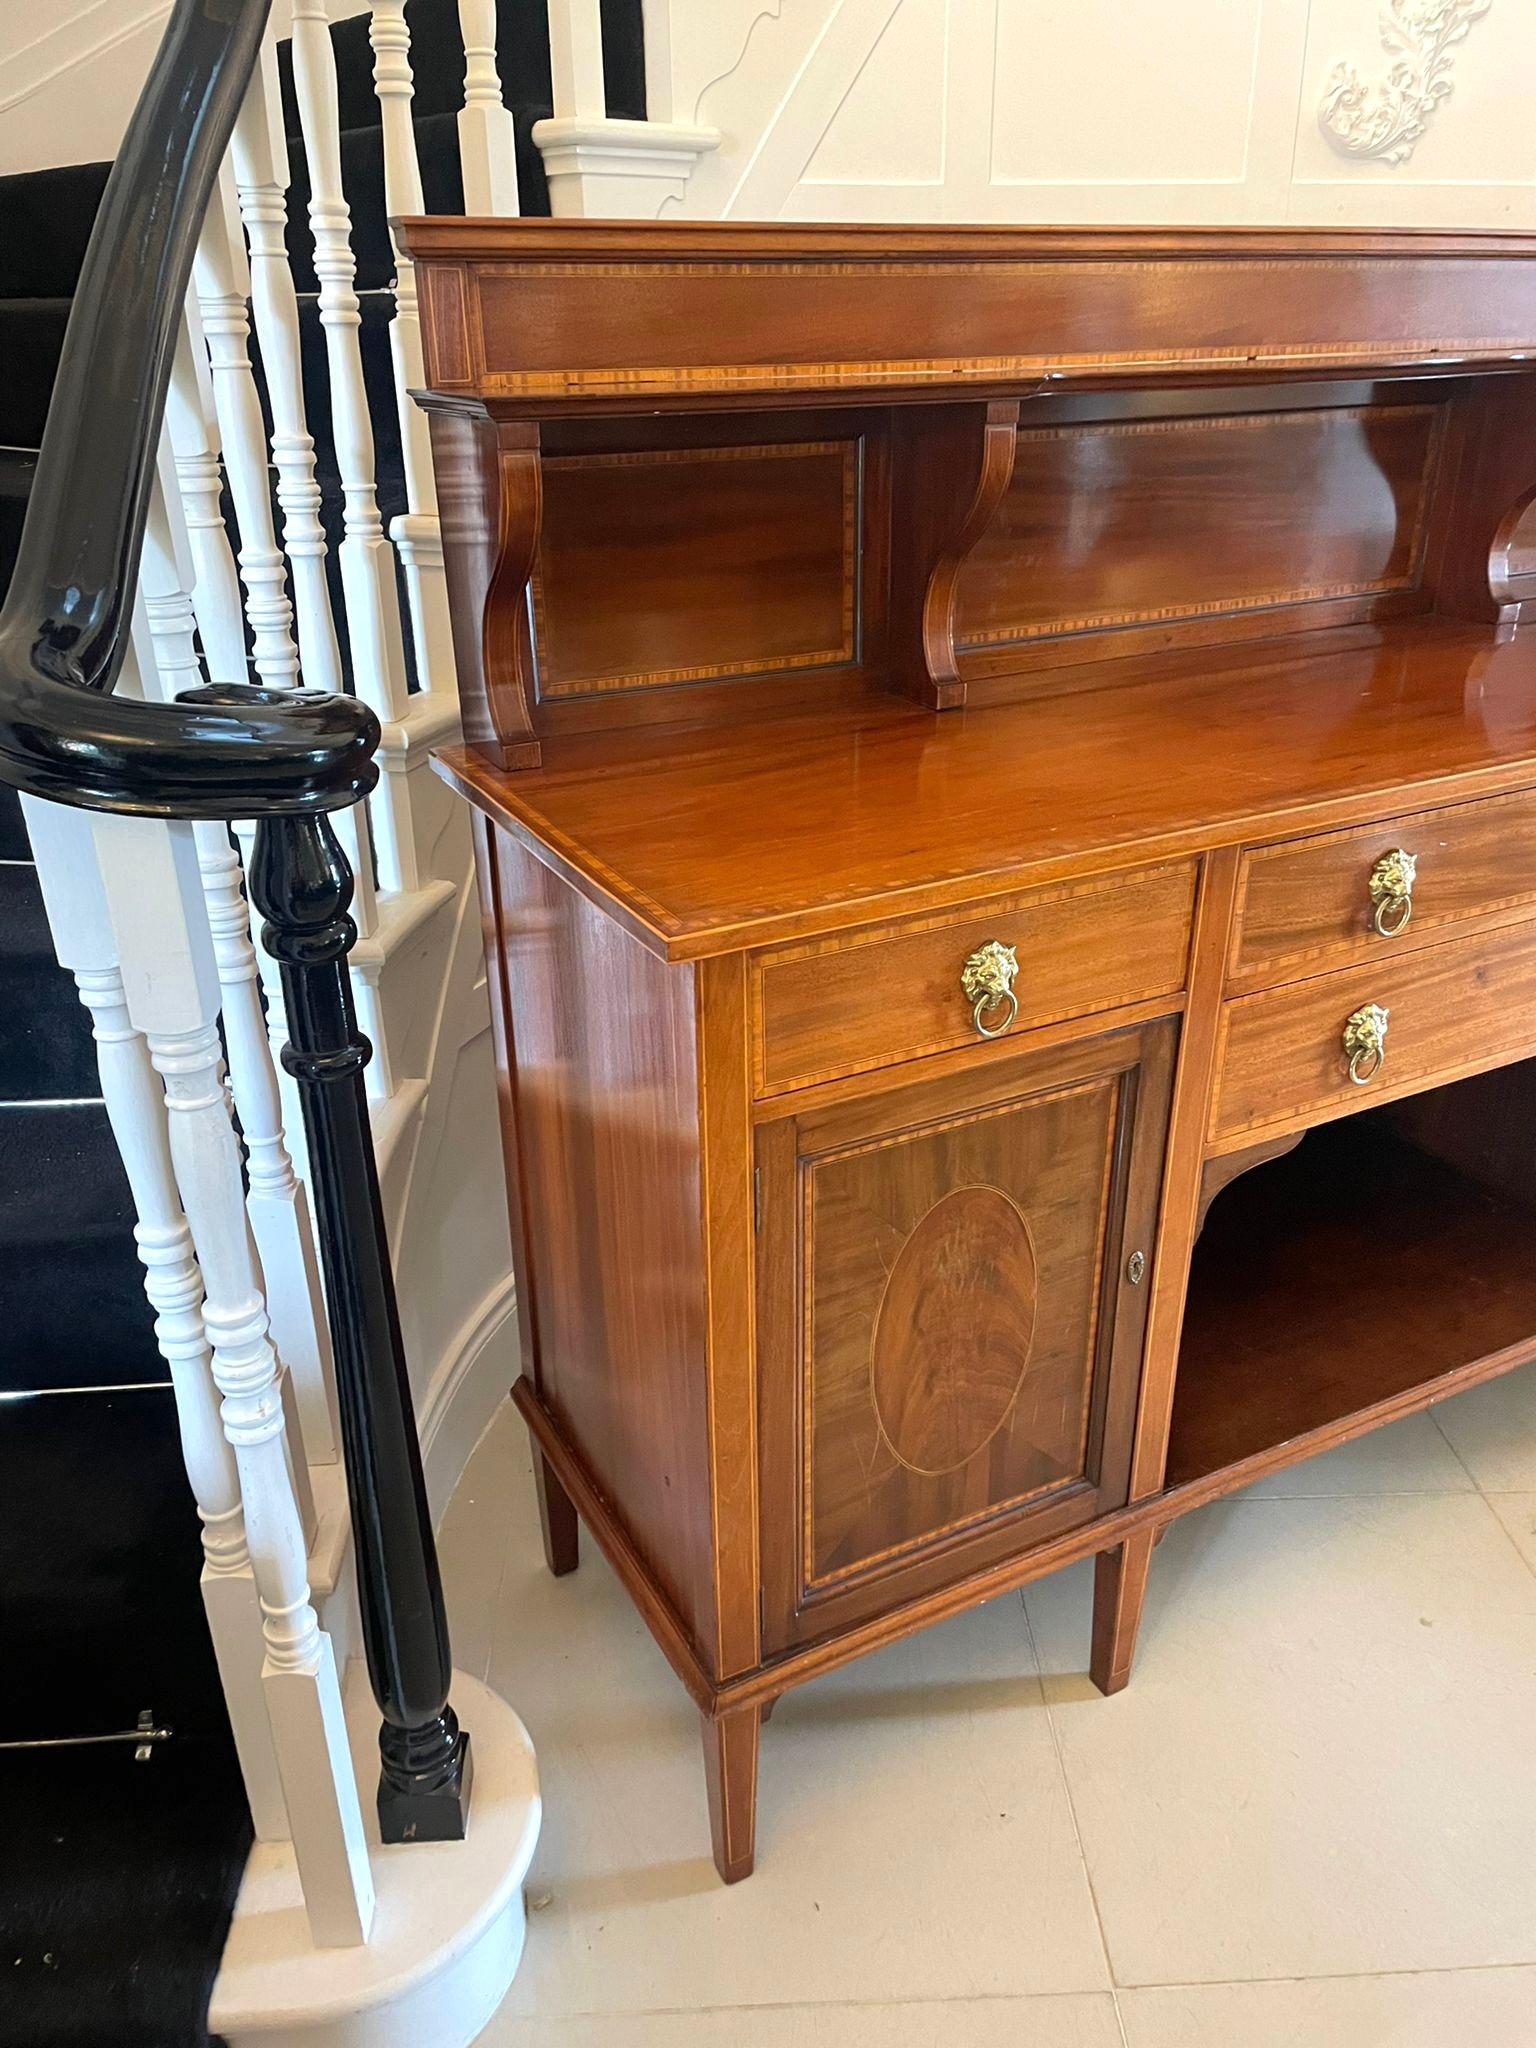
left=211, top=1671, right=541, bottom=2048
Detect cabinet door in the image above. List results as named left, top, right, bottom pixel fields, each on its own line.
left=757, top=1018, right=1176, bottom=1653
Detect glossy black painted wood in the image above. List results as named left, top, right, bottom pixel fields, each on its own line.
left=0, top=0, right=375, bottom=819
left=248, top=811, right=471, bottom=1841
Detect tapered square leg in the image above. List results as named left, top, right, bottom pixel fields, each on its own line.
left=533, top=1448, right=580, bottom=1577
left=1090, top=1529, right=1156, bottom=1697
left=701, top=1704, right=760, bottom=1884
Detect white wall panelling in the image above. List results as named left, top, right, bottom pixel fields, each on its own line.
left=640, top=0, right=1536, bottom=228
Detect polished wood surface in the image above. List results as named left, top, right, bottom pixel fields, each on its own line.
left=752, top=861, right=1194, bottom=1096
left=532, top=440, right=857, bottom=697
left=440, top=617, right=1536, bottom=961
left=421, top=222, right=1536, bottom=1885
left=1228, top=783, right=1536, bottom=991
left=1169, top=1108, right=1536, bottom=1485
left=400, top=220, right=1536, bottom=411
left=487, top=829, right=717, bottom=1657
left=956, top=402, right=1440, bottom=662
left=756, top=1020, right=1174, bottom=1652
left=1210, top=915, right=1536, bottom=1149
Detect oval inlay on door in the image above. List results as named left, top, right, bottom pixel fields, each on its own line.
left=870, top=1184, right=1038, bottom=1477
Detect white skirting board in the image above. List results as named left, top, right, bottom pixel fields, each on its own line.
left=210, top=1668, right=541, bottom=2048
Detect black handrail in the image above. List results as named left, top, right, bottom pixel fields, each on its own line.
left=0, top=0, right=374, bottom=818
left=0, top=0, right=472, bottom=1847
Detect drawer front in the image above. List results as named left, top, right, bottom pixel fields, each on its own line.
left=1230, top=786, right=1536, bottom=993
left=1211, top=919, right=1536, bottom=1149
left=753, top=860, right=1196, bottom=1096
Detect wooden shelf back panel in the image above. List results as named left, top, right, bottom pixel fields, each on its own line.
left=955, top=402, right=1441, bottom=665
left=532, top=440, right=860, bottom=699
left=400, top=221, right=1536, bottom=408
left=1170, top=1112, right=1536, bottom=1487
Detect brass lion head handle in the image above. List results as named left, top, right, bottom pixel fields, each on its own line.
left=961, top=940, right=1019, bottom=1039
left=1343, top=1001, right=1390, bottom=1085
left=1368, top=848, right=1417, bottom=938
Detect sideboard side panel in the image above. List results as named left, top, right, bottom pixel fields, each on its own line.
left=489, top=828, right=717, bottom=1653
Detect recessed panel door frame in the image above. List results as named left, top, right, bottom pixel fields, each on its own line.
left=757, top=1017, right=1177, bottom=1655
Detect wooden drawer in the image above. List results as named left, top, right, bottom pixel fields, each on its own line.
left=1229, top=786, right=1536, bottom=993
left=752, top=860, right=1196, bottom=1096
left=1210, top=918, right=1536, bottom=1149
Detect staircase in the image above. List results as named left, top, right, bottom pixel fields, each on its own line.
left=0, top=3, right=639, bottom=2039
left=0, top=774, right=253, bottom=2048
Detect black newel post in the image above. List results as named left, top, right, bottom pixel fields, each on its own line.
left=248, top=808, right=472, bottom=1843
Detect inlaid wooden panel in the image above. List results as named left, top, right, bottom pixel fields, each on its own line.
left=530, top=440, right=858, bottom=697
left=753, top=861, right=1195, bottom=1095
left=956, top=405, right=1440, bottom=657
left=757, top=1020, right=1176, bottom=1652
left=1229, top=784, right=1536, bottom=991
left=403, top=222, right=1536, bottom=407
left=1210, top=918, right=1536, bottom=1150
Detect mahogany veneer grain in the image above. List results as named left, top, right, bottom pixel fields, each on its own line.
left=1169, top=1111, right=1536, bottom=1487
left=418, top=220, right=1536, bottom=1887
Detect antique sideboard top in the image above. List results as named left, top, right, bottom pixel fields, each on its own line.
left=400, top=220, right=1536, bottom=960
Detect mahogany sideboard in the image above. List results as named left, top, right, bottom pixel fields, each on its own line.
left=400, top=218, right=1536, bottom=1882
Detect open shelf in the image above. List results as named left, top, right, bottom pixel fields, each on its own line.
left=1166, top=1069, right=1536, bottom=1491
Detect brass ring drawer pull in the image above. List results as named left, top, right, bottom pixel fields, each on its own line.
left=1368, top=848, right=1416, bottom=938
left=961, top=940, right=1019, bottom=1040
left=1343, top=1002, right=1390, bottom=1085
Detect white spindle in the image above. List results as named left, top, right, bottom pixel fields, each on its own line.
left=20, top=795, right=289, bottom=1846
left=165, top=307, right=249, bottom=688
left=162, top=292, right=381, bottom=1025
left=131, top=533, right=320, bottom=1547
left=548, top=0, right=607, bottom=120
left=92, top=812, right=374, bottom=1949
left=456, top=0, right=520, bottom=213
left=136, top=475, right=342, bottom=1471
left=370, top=0, right=458, bottom=740
left=191, top=170, right=302, bottom=690
left=287, top=3, right=411, bottom=736
left=229, top=43, right=346, bottom=702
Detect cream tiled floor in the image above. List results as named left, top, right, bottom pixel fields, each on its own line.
left=442, top=1369, right=1536, bottom=2047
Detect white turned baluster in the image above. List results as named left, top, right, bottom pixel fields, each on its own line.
left=548, top=0, right=608, bottom=120
left=163, top=284, right=380, bottom=954
left=191, top=169, right=301, bottom=691
left=370, top=0, right=458, bottom=754
left=166, top=306, right=249, bottom=688
left=20, top=795, right=289, bottom=1846
left=187, top=156, right=383, bottom=1074
left=288, top=2, right=411, bottom=741
left=457, top=0, right=520, bottom=214
left=229, top=43, right=346, bottom=702
left=136, top=471, right=342, bottom=1471
left=92, top=813, right=374, bottom=1949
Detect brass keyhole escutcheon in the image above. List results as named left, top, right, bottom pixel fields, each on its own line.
left=960, top=940, right=1019, bottom=1039
left=1343, top=1002, right=1390, bottom=1085
left=1368, top=847, right=1416, bottom=938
